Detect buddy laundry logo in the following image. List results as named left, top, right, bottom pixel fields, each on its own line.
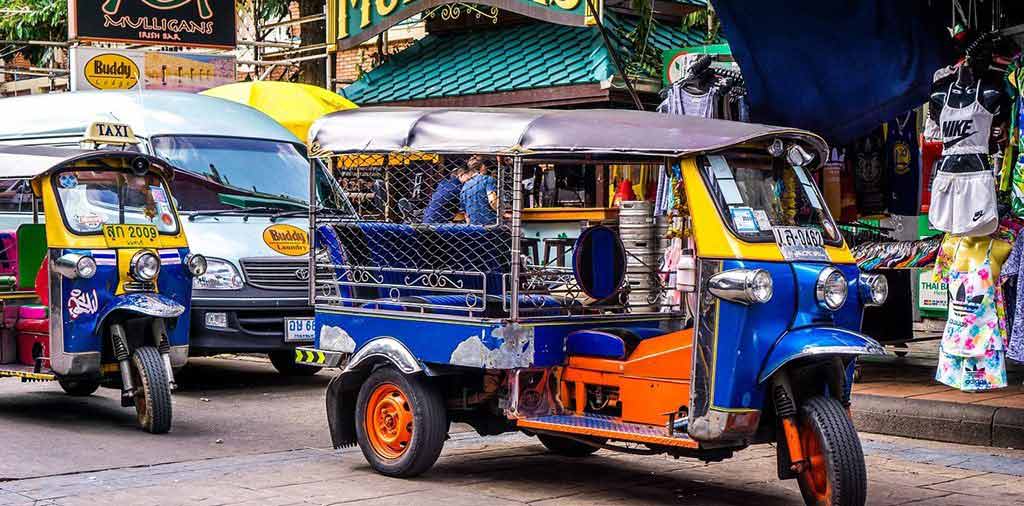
left=263, top=224, right=310, bottom=257
left=102, top=0, right=213, bottom=19
left=83, top=53, right=139, bottom=90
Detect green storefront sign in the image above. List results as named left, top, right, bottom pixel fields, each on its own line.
left=332, top=0, right=593, bottom=50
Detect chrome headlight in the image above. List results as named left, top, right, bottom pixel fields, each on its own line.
left=131, top=250, right=161, bottom=281
left=709, top=268, right=773, bottom=305
left=53, top=253, right=97, bottom=279
left=816, top=267, right=848, bottom=311
left=193, top=258, right=243, bottom=290
left=186, top=253, right=208, bottom=277
left=859, top=273, right=888, bottom=307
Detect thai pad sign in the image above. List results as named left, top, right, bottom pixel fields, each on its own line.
left=332, top=0, right=592, bottom=50
left=69, top=0, right=236, bottom=49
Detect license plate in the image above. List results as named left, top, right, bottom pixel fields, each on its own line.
left=284, top=318, right=315, bottom=342
left=103, top=224, right=159, bottom=248
left=772, top=227, right=828, bottom=261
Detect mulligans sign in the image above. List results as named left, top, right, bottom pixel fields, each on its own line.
left=331, top=0, right=594, bottom=50
left=68, top=0, right=236, bottom=49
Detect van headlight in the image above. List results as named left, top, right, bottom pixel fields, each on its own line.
left=859, top=273, right=888, bottom=307
left=816, top=267, right=848, bottom=311
left=709, top=268, right=773, bottom=305
left=186, top=253, right=208, bottom=277
left=131, top=250, right=161, bottom=281
left=193, top=258, right=243, bottom=290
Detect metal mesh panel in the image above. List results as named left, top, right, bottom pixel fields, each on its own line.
left=313, top=153, right=680, bottom=320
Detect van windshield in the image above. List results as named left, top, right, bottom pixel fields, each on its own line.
left=698, top=152, right=842, bottom=245
left=151, top=135, right=350, bottom=213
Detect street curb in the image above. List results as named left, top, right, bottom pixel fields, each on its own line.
left=851, top=393, right=1024, bottom=448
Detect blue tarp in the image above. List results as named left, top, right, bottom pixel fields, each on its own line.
left=710, top=0, right=952, bottom=144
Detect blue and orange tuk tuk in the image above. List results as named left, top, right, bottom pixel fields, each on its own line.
left=297, top=108, right=886, bottom=506
left=0, top=124, right=207, bottom=433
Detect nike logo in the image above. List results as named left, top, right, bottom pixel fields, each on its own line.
left=942, top=119, right=976, bottom=148
left=973, top=210, right=985, bottom=222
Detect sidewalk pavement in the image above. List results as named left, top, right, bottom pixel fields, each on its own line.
left=852, top=350, right=1024, bottom=448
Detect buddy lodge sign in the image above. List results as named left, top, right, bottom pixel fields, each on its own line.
left=69, top=0, right=236, bottom=49
left=331, top=0, right=592, bottom=50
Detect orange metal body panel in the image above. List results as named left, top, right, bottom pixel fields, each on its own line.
left=561, top=328, right=694, bottom=425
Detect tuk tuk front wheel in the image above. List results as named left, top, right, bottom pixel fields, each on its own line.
left=796, top=395, right=867, bottom=506
left=131, top=346, right=172, bottom=434
left=355, top=367, right=447, bottom=477
left=58, top=379, right=100, bottom=397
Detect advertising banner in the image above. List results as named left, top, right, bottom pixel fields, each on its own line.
left=68, top=0, right=236, bottom=49
left=71, top=47, right=236, bottom=93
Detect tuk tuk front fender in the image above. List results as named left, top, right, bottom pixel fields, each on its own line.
left=758, top=327, right=884, bottom=383
left=93, top=293, right=186, bottom=334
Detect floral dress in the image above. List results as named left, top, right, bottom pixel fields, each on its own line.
left=933, top=237, right=1008, bottom=391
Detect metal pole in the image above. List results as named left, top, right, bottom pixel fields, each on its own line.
left=308, top=157, right=318, bottom=307
left=584, top=0, right=644, bottom=111
left=510, top=156, right=523, bottom=321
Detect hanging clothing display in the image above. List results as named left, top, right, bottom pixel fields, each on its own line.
left=851, top=128, right=887, bottom=215
left=1007, top=57, right=1024, bottom=217
left=852, top=236, right=941, bottom=270
left=929, top=80, right=1000, bottom=236
left=1001, top=237, right=1024, bottom=364
left=681, top=89, right=717, bottom=118
left=885, top=111, right=921, bottom=216
left=933, top=236, right=1011, bottom=391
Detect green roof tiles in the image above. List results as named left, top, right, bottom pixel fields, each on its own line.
left=342, top=13, right=706, bottom=105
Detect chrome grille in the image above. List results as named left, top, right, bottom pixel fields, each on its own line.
left=240, top=257, right=309, bottom=291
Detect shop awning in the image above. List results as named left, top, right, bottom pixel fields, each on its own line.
left=709, top=0, right=952, bottom=144
left=341, top=14, right=705, bottom=106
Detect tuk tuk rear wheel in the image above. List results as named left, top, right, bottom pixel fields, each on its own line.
left=355, top=367, right=447, bottom=477
left=58, top=379, right=100, bottom=397
left=131, top=346, right=172, bottom=434
left=537, top=434, right=604, bottom=457
left=268, top=351, right=321, bottom=376
left=796, top=395, right=867, bottom=506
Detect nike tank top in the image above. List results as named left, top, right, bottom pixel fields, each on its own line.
left=939, top=82, right=993, bottom=156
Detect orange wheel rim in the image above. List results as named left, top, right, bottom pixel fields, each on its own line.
left=365, top=383, right=413, bottom=460
left=800, top=423, right=832, bottom=504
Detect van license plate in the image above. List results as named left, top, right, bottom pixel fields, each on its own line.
left=772, top=227, right=828, bottom=261
left=284, top=318, right=315, bottom=342
left=103, top=224, right=159, bottom=248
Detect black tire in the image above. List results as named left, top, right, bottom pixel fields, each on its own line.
left=131, top=346, right=173, bottom=434
left=537, top=433, right=604, bottom=457
left=269, top=351, right=321, bottom=376
left=355, top=367, right=447, bottom=477
left=58, top=379, right=100, bottom=397
left=796, top=395, right=867, bottom=506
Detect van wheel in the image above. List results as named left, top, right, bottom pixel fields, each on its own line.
left=131, top=346, right=172, bottom=434
left=796, top=395, right=867, bottom=506
left=355, top=367, right=447, bottom=477
left=537, top=434, right=604, bottom=457
left=58, top=379, right=100, bottom=397
left=269, top=351, right=321, bottom=376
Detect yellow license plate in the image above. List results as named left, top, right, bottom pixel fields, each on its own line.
left=102, top=224, right=159, bottom=248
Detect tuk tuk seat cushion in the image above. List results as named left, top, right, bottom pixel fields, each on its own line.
left=565, top=327, right=665, bottom=360
left=15, top=317, right=48, bottom=334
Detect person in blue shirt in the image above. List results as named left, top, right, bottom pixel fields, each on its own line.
left=460, top=156, right=499, bottom=225
left=423, top=167, right=472, bottom=224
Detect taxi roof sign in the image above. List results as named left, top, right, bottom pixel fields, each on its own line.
left=82, top=122, right=139, bottom=146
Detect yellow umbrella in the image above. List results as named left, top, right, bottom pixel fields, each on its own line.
left=202, top=81, right=357, bottom=142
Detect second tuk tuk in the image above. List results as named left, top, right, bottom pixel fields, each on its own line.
left=298, top=108, right=887, bottom=506
left=0, top=123, right=207, bottom=434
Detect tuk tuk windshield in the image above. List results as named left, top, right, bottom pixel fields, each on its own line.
left=53, top=170, right=179, bottom=235
left=699, top=152, right=841, bottom=245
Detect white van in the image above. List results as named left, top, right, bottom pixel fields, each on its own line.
left=0, top=90, right=351, bottom=375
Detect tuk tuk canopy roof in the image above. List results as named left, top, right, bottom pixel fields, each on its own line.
left=0, top=145, right=171, bottom=180
left=309, top=107, right=829, bottom=160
